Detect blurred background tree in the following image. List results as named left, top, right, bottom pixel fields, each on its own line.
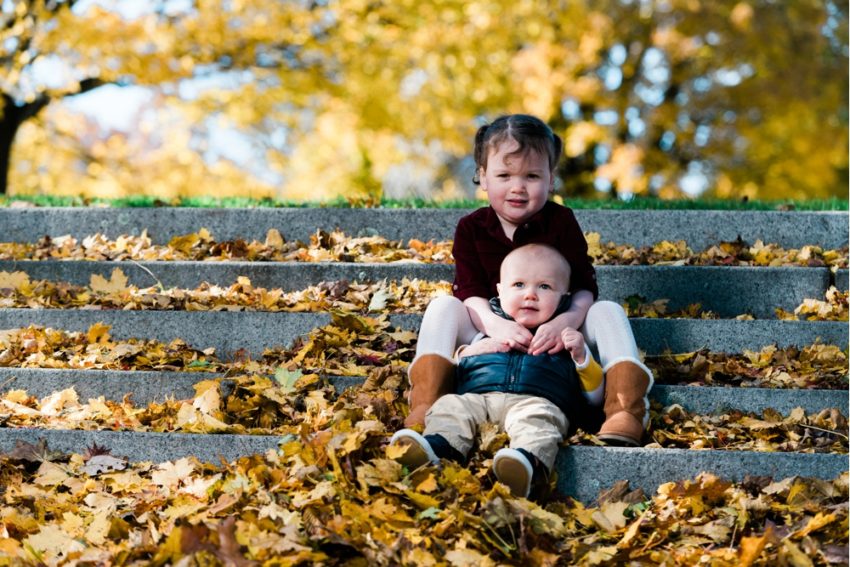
left=4, top=0, right=848, bottom=201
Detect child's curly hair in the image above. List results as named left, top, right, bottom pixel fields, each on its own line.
left=472, top=114, right=563, bottom=184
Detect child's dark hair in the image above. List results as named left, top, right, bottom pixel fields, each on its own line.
left=472, top=114, right=563, bottom=184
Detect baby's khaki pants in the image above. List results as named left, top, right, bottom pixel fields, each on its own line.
left=424, top=392, right=569, bottom=471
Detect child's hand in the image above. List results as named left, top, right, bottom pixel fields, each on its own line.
left=484, top=317, right=533, bottom=352
left=560, top=327, right=586, bottom=364
left=458, top=338, right=510, bottom=358
left=529, top=321, right=567, bottom=355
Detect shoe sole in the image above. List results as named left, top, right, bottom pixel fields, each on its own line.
left=389, top=429, right=439, bottom=468
left=493, top=458, right=531, bottom=497
left=597, top=432, right=641, bottom=447
left=395, top=441, right=433, bottom=468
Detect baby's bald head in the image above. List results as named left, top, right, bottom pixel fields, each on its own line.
left=500, top=244, right=571, bottom=290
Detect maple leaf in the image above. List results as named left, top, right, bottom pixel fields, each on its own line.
left=86, top=322, right=112, bottom=344
left=167, top=231, right=203, bottom=255
left=23, top=524, right=86, bottom=561
left=39, top=388, right=78, bottom=416
left=591, top=501, right=629, bottom=533
left=445, top=547, right=497, bottom=567
left=90, top=268, right=129, bottom=294
left=7, top=438, right=63, bottom=462
left=82, top=442, right=112, bottom=459
left=581, top=545, right=619, bottom=565
left=584, top=232, right=603, bottom=259
left=216, top=516, right=258, bottom=566
left=151, top=457, right=196, bottom=494
left=792, top=511, right=839, bottom=539
left=82, top=454, right=128, bottom=476
left=85, top=510, right=112, bottom=546
left=415, top=472, right=439, bottom=493
left=0, top=270, right=31, bottom=293
left=265, top=228, right=285, bottom=250
left=181, top=473, right=221, bottom=499
left=151, top=523, right=216, bottom=565
left=738, top=527, right=772, bottom=567
left=368, top=287, right=393, bottom=312
left=274, top=367, right=303, bottom=393
left=34, top=461, right=70, bottom=486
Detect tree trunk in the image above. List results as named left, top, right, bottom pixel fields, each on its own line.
left=0, top=78, right=103, bottom=195
left=0, top=94, right=52, bottom=196
left=0, top=97, right=25, bottom=195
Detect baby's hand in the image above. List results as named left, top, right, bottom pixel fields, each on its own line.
left=529, top=320, right=567, bottom=355
left=560, top=328, right=586, bottom=364
left=484, top=317, right=533, bottom=352
left=458, top=338, right=510, bottom=359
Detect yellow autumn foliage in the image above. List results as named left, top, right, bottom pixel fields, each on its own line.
left=0, top=0, right=843, bottom=200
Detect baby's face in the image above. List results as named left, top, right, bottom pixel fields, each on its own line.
left=497, top=253, right=569, bottom=328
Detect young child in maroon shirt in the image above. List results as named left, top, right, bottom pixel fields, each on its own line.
left=405, top=114, right=653, bottom=446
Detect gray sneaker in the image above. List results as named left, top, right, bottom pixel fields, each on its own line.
left=492, top=448, right=533, bottom=498
left=389, top=429, right=440, bottom=468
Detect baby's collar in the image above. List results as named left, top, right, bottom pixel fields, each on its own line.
left=488, top=294, right=573, bottom=327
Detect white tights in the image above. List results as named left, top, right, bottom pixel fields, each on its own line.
left=413, top=296, right=653, bottom=386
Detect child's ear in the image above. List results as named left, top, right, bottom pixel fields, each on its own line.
left=496, top=282, right=502, bottom=294
left=479, top=167, right=488, bottom=190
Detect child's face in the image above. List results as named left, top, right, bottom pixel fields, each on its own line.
left=480, top=138, right=554, bottom=229
left=497, top=251, right=569, bottom=329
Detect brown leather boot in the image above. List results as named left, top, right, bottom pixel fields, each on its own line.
left=404, top=354, right=455, bottom=428
left=597, top=361, right=651, bottom=447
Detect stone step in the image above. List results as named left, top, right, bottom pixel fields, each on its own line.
left=0, top=427, right=842, bottom=504
left=1, top=208, right=845, bottom=507
left=2, top=208, right=847, bottom=249
left=0, top=310, right=844, bottom=355
left=0, top=367, right=846, bottom=415
left=0, top=261, right=839, bottom=318
left=554, top=446, right=846, bottom=504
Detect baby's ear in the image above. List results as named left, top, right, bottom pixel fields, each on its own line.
left=496, top=282, right=502, bottom=294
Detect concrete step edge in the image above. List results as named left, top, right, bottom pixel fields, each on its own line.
left=0, top=261, right=840, bottom=318
left=0, top=310, right=845, bottom=354
left=556, top=446, right=847, bottom=503
left=3, top=208, right=847, bottom=249
left=0, top=368, right=846, bottom=415
left=0, top=427, right=842, bottom=504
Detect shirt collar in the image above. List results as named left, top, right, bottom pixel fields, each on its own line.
left=483, top=201, right=551, bottom=243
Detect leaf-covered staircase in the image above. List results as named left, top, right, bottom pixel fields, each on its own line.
left=0, top=207, right=846, bottom=505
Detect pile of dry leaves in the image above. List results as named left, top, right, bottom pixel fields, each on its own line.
left=0, top=229, right=453, bottom=264
left=0, top=402, right=846, bottom=564
left=0, top=317, right=846, bottom=389
left=0, top=270, right=450, bottom=314
left=0, top=236, right=846, bottom=564
left=1, top=369, right=847, bottom=457
left=776, top=287, right=849, bottom=321
left=0, top=344, right=845, bottom=563
left=0, top=229, right=846, bottom=267
left=1, top=269, right=847, bottom=321
left=649, top=344, right=848, bottom=390
left=585, top=233, right=848, bottom=268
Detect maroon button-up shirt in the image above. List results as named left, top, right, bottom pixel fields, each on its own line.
left=451, top=201, right=598, bottom=301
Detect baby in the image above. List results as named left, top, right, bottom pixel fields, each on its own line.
left=391, top=244, right=604, bottom=499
